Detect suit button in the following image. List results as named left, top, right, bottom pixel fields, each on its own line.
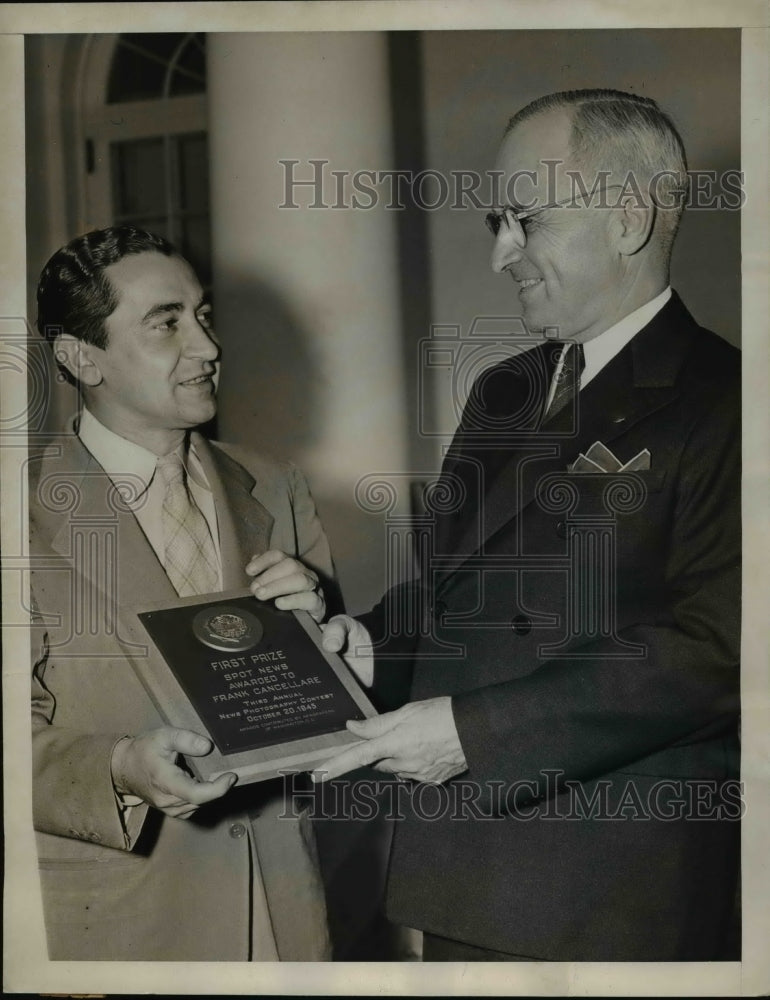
left=433, top=599, right=448, bottom=620
left=511, top=615, right=532, bottom=636
left=229, top=822, right=247, bottom=839
left=556, top=520, right=567, bottom=538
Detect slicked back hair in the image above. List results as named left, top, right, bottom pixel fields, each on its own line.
left=37, top=227, right=178, bottom=382
left=505, top=89, right=689, bottom=258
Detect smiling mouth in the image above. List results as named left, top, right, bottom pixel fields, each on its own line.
left=180, top=373, right=214, bottom=387
left=517, top=277, right=542, bottom=290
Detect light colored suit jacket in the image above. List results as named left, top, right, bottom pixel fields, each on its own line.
left=30, top=427, right=334, bottom=961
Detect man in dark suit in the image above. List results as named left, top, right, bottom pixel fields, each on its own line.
left=317, top=89, right=741, bottom=961
left=30, top=226, right=336, bottom=960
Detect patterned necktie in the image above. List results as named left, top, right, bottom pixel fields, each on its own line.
left=156, top=451, right=219, bottom=597
left=543, top=342, right=585, bottom=423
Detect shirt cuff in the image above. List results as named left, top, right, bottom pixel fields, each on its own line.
left=111, top=736, right=146, bottom=842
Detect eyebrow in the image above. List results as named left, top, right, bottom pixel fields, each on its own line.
left=492, top=200, right=533, bottom=216
left=141, top=298, right=209, bottom=324
left=141, top=302, right=182, bottom=324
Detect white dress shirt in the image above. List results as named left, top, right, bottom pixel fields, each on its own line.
left=544, top=286, right=672, bottom=411
left=78, top=407, right=223, bottom=590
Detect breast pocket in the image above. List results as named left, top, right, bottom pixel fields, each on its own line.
left=565, top=469, right=668, bottom=514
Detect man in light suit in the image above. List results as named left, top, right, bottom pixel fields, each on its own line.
left=318, top=90, right=741, bottom=960
left=30, top=226, right=335, bottom=960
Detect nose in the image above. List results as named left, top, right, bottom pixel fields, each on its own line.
left=184, top=317, right=220, bottom=362
left=491, top=220, right=526, bottom=274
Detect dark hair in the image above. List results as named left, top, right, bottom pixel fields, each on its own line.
left=506, top=89, right=689, bottom=255
left=36, top=227, right=177, bottom=380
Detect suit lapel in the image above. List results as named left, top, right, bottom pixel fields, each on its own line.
left=435, top=341, right=554, bottom=555
left=442, top=293, right=699, bottom=578
left=192, top=434, right=274, bottom=590
left=47, top=435, right=178, bottom=619
left=47, top=431, right=277, bottom=612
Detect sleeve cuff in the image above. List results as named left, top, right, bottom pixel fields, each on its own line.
left=110, top=736, right=149, bottom=848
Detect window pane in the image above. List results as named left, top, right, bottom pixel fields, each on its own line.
left=111, top=138, right=166, bottom=216
left=169, top=37, right=207, bottom=97
left=121, top=33, right=185, bottom=62
left=177, top=133, right=209, bottom=211
left=108, top=33, right=205, bottom=103
left=108, top=36, right=179, bottom=103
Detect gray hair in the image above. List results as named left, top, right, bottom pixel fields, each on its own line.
left=506, top=89, right=689, bottom=257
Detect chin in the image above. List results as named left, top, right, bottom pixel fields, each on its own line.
left=184, top=403, right=218, bottom=427
left=526, top=313, right=567, bottom=340
left=522, top=314, right=547, bottom=336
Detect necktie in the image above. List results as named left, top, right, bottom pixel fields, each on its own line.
left=156, top=451, right=219, bottom=597
left=543, top=342, right=585, bottom=423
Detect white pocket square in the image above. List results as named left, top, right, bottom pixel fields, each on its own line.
left=568, top=442, right=651, bottom=473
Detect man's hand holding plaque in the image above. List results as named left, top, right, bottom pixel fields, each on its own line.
left=134, top=557, right=377, bottom=786
left=111, top=727, right=238, bottom=819
left=246, top=549, right=326, bottom=622
left=320, top=614, right=375, bottom=687
left=316, top=615, right=467, bottom=786
left=119, top=550, right=328, bottom=811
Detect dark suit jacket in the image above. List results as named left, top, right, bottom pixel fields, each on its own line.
left=30, top=427, right=334, bottom=960
left=364, top=293, right=741, bottom=960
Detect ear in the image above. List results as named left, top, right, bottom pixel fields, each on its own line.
left=53, top=334, right=104, bottom=387
left=614, top=196, right=655, bottom=256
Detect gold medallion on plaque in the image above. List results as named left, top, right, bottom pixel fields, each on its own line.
left=192, top=605, right=264, bottom=652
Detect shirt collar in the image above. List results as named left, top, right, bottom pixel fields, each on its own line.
left=78, top=407, right=160, bottom=495
left=77, top=408, right=210, bottom=498
left=582, top=286, right=672, bottom=388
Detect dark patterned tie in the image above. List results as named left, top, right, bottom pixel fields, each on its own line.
left=157, top=452, right=219, bottom=596
left=543, top=342, right=585, bottom=423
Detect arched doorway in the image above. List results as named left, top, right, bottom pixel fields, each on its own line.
left=77, top=32, right=211, bottom=284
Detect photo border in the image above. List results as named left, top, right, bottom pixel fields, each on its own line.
left=2, top=3, right=768, bottom=996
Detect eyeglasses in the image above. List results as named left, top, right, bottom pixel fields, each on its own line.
left=485, top=185, right=623, bottom=240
